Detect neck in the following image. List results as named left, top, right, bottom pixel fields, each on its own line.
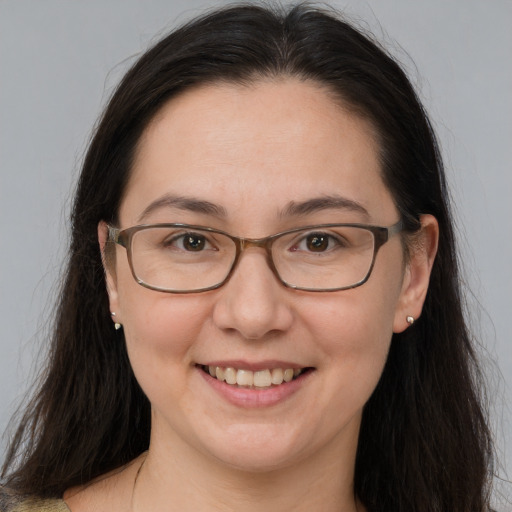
left=133, top=423, right=362, bottom=512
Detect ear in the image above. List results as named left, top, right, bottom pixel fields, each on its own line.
left=98, top=221, right=120, bottom=320
left=393, top=214, right=439, bottom=333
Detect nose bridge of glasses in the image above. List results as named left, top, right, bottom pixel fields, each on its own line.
left=231, top=236, right=279, bottom=279
left=238, top=236, right=271, bottom=251
left=236, top=236, right=277, bottom=265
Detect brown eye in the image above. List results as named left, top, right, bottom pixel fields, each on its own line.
left=306, top=233, right=329, bottom=252
left=183, top=234, right=206, bottom=251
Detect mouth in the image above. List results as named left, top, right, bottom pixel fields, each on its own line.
left=199, top=365, right=313, bottom=389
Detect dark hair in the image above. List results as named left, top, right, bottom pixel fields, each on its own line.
left=2, top=4, right=494, bottom=511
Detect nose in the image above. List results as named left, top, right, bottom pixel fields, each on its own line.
left=212, top=249, right=294, bottom=340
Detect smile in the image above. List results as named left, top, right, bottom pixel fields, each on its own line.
left=201, top=365, right=309, bottom=388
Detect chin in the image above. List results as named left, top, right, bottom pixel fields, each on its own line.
left=197, top=422, right=314, bottom=473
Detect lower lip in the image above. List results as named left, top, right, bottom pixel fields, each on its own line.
left=197, top=367, right=313, bottom=408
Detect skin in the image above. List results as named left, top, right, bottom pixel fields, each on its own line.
left=65, top=79, right=438, bottom=512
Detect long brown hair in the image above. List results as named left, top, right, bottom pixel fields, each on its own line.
left=2, top=4, right=494, bottom=511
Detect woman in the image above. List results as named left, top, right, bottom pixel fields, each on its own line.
left=0, top=4, right=494, bottom=511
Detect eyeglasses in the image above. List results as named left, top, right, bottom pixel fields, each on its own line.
left=108, top=220, right=404, bottom=293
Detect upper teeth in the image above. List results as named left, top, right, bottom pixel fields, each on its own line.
left=206, top=366, right=303, bottom=388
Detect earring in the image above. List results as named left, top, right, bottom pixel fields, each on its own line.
left=111, top=312, right=122, bottom=330
left=406, top=316, right=415, bottom=325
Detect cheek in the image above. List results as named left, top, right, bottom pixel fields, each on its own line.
left=304, top=284, right=398, bottom=356
left=302, top=271, right=402, bottom=392
left=116, top=273, right=212, bottom=392
left=120, top=295, right=214, bottom=426
left=313, top=299, right=393, bottom=422
left=115, top=253, right=208, bottom=348
left=326, top=302, right=392, bottom=390
left=125, top=298, right=209, bottom=357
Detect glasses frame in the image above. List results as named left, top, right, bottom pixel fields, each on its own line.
left=108, top=220, right=405, bottom=293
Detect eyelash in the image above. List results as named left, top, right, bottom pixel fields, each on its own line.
left=289, top=231, right=347, bottom=253
left=163, top=232, right=215, bottom=251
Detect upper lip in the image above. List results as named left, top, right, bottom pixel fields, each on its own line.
left=198, top=360, right=307, bottom=371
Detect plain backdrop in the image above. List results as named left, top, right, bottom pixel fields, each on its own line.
left=1, top=0, right=511, bottom=505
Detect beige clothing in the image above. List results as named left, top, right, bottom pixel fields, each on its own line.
left=0, top=487, right=69, bottom=512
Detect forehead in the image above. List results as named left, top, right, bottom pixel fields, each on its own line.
left=122, top=79, right=396, bottom=229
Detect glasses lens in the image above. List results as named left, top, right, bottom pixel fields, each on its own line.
left=130, top=226, right=236, bottom=292
left=273, top=226, right=375, bottom=290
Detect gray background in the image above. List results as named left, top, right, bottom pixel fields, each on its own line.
left=1, top=0, right=511, bottom=504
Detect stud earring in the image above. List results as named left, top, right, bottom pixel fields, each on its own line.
left=406, top=316, right=415, bottom=325
left=111, top=312, right=122, bottom=330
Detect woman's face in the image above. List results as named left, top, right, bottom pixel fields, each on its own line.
left=104, top=79, right=430, bottom=472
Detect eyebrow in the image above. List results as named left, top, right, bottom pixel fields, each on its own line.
left=280, top=195, right=369, bottom=219
left=137, top=194, right=227, bottom=222
left=137, top=193, right=368, bottom=223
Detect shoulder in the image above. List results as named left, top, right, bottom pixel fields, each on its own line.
left=0, top=487, right=69, bottom=512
